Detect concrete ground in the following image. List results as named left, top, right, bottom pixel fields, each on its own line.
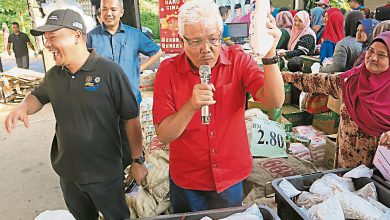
left=0, top=51, right=161, bottom=219
left=0, top=52, right=66, bottom=219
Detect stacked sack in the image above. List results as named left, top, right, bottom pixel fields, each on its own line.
left=292, top=126, right=326, bottom=164
left=140, top=70, right=156, bottom=92
left=125, top=136, right=170, bottom=218
left=140, top=97, right=155, bottom=148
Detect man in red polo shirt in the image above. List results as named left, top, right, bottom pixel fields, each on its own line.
left=153, top=0, right=284, bottom=213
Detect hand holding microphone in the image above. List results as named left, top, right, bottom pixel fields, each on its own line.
left=190, top=65, right=216, bottom=124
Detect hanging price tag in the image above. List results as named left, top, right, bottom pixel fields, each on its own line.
left=250, top=118, right=288, bottom=158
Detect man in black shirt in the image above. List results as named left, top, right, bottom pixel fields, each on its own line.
left=4, top=9, right=146, bottom=219
left=7, top=22, right=37, bottom=69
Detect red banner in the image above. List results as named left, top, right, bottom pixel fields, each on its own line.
left=159, top=0, right=185, bottom=53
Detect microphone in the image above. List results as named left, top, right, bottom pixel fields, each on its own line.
left=199, top=65, right=211, bottom=124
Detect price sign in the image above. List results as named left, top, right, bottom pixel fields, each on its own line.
left=250, top=118, right=288, bottom=158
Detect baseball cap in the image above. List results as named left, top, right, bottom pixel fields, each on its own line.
left=31, top=9, right=86, bottom=36
left=375, top=6, right=390, bottom=21
left=315, top=0, right=330, bottom=7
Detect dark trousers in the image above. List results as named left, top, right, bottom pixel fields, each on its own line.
left=169, top=177, right=243, bottom=213
left=60, top=177, right=130, bottom=220
left=119, top=119, right=131, bottom=170
left=15, top=55, right=29, bottom=69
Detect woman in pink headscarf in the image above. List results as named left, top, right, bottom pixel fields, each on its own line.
left=279, top=10, right=316, bottom=71
left=283, top=31, right=390, bottom=168
left=276, top=11, right=294, bottom=49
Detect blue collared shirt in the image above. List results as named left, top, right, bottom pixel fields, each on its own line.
left=353, top=5, right=365, bottom=10
left=87, top=22, right=160, bottom=104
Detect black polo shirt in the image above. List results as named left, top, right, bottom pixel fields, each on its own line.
left=31, top=50, right=139, bottom=184
left=8, top=32, right=30, bottom=58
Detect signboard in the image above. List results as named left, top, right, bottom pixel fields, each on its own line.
left=251, top=118, right=288, bottom=158
left=159, top=0, right=185, bottom=53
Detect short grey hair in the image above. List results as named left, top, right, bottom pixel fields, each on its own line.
left=178, top=0, right=223, bottom=37
left=100, top=0, right=123, bottom=9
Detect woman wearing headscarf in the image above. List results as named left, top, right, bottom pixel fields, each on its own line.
left=373, top=20, right=390, bottom=38
left=276, top=11, right=294, bottom=49
left=320, top=11, right=365, bottom=73
left=279, top=11, right=316, bottom=71
left=353, top=19, right=380, bottom=66
left=319, top=9, right=345, bottom=64
left=283, top=31, right=390, bottom=168
left=360, top=8, right=372, bottom=19
left=310, top=7, right=325, bottom=43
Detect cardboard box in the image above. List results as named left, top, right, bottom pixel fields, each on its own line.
left=284, top=83, right=291, bottom=105
left=281, top=116, right=293, bottom=132
left=247, top=98, right=269, bottom=111
left=312, top=111, right=340, bottom=134
left=327, top=95, right=341, bottom=115
left=282, top=105, right=313, bottom=127
left=247, top=98, right=282, bottom=122
left=373, top=146, right=390, bottom=182
left=324, top=134, right=338, bottom=169
left=300, top=55, right=320, bottom=73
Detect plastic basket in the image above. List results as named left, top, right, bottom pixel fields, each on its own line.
left=140, top=204, right=280, bottom=220
left=271, top=168, right=390, bottom=220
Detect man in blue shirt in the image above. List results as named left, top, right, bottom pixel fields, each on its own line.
left=348, top=0, right=364, bottom=10
left=87, top=0, right=163, bottom=169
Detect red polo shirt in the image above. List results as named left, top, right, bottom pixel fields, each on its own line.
left=153, top=45, right=264, bottom=192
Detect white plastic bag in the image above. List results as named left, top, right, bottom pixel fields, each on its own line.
left=307, top=196, right=344, bottom=220
left=354, top=182, right=377, bottom=201
left=296, top=191, right=327, bottom=209
left=334, top=189, right=384, bottom=219
left=309, top=173, right=355, bottom=196
left=34, top=210, right=75, bottom=220
left=220, top=204, right=264, bottom=220
left=343, top=164, right=374, bottom=178
left=279, top=178, right=301, bottom=198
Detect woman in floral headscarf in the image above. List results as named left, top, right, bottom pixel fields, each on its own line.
left=283, top=31, right=390, bottom=168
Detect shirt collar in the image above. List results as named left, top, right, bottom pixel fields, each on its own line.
left=179, top=46, right=232, bottom=74
left=79, top=49, right=99, bottom=71
left=100, top=21, right=126, bottom=33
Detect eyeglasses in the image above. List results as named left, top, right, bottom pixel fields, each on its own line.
left=182, top=35, right=221, bottom=48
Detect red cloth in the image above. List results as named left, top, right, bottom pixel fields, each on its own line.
left=322, top=10, right=345, bottom=43
left=153, top=45, right=264, bottom=192
left=289, top=10, right=297, bottom=17
left=340, top=32, right=390, bottom=137
left=325, top=8, right=342, bottom=15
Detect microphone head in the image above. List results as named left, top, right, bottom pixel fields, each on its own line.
left=199, top=65, right=211, bottom=77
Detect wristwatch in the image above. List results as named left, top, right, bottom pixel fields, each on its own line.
left=261, top=55, right=280, bottom=65
left=130, top=156, right=145, bottom=165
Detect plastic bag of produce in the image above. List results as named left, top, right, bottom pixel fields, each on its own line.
left=220, top=204, right=264, bottom=220
left=296, top=191, right=327, bottom=209
left=334, top=188, right=384, bottom=219
left=307, top=196, right=344, bottom=220
left=354, top=182, right=377, bottom=201
left=309, top=173, right=355, bottom=196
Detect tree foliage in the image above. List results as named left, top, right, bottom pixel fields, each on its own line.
left=0, top=0, right=31, bottom=33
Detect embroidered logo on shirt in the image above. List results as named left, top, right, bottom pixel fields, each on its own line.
left=84, top=75, right=101, bottom=91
